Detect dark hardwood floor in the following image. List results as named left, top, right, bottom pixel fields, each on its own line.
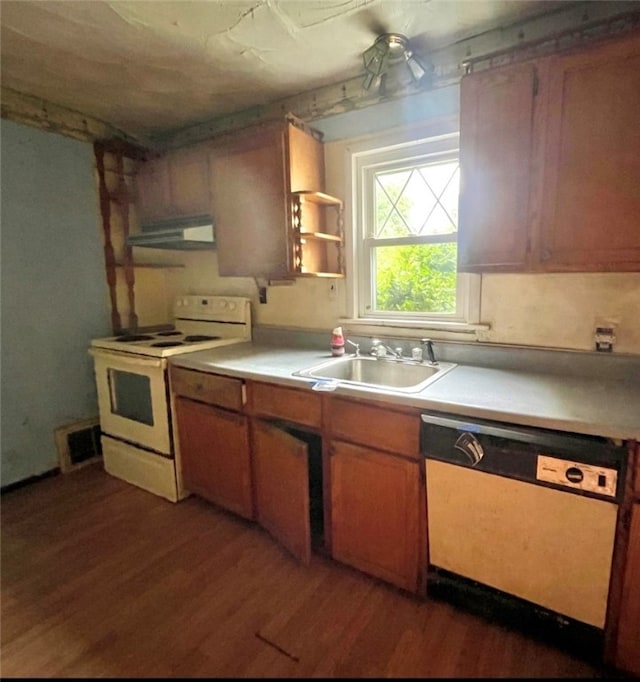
left=1, top=463, right=614, bottom=678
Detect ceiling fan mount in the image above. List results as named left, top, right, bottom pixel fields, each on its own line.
left=362, top=31, right=431, bottom=91
left=371, top=33, right=410, bottom=60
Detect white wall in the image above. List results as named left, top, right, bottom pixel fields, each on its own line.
left=0, top=120, right=111, bottom=486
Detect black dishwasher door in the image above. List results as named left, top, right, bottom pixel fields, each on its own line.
left=420, top=412, right=626, bottom=501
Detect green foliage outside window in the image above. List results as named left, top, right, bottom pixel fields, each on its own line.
left=374, top=243, right=457, bottom=313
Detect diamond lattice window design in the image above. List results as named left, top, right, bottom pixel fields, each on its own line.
left=373, top=161, right=459, bottom=239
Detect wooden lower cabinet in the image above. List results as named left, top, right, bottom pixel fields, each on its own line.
left=329, top=439, right=423, bottom=593
left=614, top=502, right=640, bottom=675
left=174, top=396, right=253, bottom=519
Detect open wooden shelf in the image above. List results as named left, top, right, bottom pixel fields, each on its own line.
left=291, top=191, right=344, bottom=277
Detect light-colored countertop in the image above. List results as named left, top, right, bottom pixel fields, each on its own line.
left=169, top=342, right=640, bottom=441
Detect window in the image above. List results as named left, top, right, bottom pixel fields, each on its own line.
left=350, top=127, right=479, bottom=328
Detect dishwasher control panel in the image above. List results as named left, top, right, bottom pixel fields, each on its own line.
left=536, top=455, right=618, bottom=498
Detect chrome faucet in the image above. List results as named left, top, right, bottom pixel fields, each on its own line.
left=346, top=339, right=360, bottom=356
left=421, top=338, right=438, bottom=366
left=370, top=339, right=402, bottom=360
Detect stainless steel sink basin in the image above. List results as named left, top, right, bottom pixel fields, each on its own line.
left=293, top=355, right=456, bottom=393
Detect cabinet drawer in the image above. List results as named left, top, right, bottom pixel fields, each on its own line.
left=327, top=397, right=420, bottom=459
left=170, top=367, right=244, bottom=411
left=247, top=381, right=321, bottom=429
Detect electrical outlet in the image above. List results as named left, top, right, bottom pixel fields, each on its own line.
left=594, top=321, right=616, bottom=352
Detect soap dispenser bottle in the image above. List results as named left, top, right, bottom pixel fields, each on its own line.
left=331, top=326, right=345, bottom=356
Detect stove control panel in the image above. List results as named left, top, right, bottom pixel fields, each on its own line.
left=174, top=295, right=251, bottom=323
left=536, top=455, right=617, bottom=498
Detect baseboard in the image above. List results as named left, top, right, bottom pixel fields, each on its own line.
left=1, top=467, right=60, bottom=495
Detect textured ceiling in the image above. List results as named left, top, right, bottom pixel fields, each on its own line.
left=0, top=0, right=584, bottom=141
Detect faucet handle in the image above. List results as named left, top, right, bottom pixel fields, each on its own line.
left=370, top=338, right=386, bottom=357
left=411, top=347, right=423, bottom=362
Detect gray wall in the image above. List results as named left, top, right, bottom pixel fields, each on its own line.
left=1, top=119, right=111, bottom=487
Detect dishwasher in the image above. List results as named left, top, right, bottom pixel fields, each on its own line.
left=421, top=411, right=627, bottom=657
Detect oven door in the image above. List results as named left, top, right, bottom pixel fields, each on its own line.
left=90, top=349, right=171, bottom=455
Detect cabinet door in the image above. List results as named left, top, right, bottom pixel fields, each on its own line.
left=209, top=124, right=290, bottom=277
left=168, top=145, right=211, bottom=216
left=252, top=420, right=311, bottom=564
left=539, top=34, right=640, bottom=270
left=615, top=502, right=640, bottom=675
left=287, top=122, right=324, bottom=192
left=135, top=156, right=173, bottom=222
left=458, top=61, right=538, bottom=271
left=330, top=440, right=423, bottom=592
left=174, top=397, right=253, bottom=519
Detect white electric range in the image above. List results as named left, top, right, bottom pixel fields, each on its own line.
left=89, top=295, right=252, bottom=502
left=91, top=295, right=252, bottom=357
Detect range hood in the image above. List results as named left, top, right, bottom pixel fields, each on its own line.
left=127, top=214, right=215, bottom=250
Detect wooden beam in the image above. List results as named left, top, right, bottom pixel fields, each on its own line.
left=1, top=86, right=150, bottom=151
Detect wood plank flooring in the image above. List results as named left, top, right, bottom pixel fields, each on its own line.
left=1, top=463, right=615, bottom=678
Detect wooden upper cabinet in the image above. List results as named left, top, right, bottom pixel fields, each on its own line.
left=458, top=61, right=538, bottom=271
left=458, top=32, right=640, bottom=273
left=209, top=122, right=290, bottom=278
left=208, top=115, right=344, bottom=279
left=135, top=143, right=211, bottom=223
left=135, top=155, right=173, bottom=222
left=287, top=122, right=324, bottom=192
left=168, top=145, right=212, bottom=217
left=538, top=33, right=640, bottom=270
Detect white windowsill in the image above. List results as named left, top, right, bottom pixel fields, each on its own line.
left=339, top=317, right=490, bottom=342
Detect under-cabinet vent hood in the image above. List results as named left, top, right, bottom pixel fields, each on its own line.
left=127, top=215, right=215, bottom=250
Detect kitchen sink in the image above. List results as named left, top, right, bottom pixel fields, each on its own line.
left=293, top=355, right=456, bottom=393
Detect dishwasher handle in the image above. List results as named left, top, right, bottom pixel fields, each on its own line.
left=420, top=413, right=604, bottom=452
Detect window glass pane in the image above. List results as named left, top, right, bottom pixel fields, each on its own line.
left=374, top=161, right=459, bottom=239
left=423, top=203, right=457, bottom=235
left=374, top=171, right=411, bottom=238
left=436, top=165, right=460, bottom=230
left=404, top=170, right=437, bottom=234
left=373, top=243, right=457, bottom=313
left=108, top=370, right=154, bottom=425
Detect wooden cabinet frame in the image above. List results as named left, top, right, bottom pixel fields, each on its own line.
left=605, top=439, right=640, bottom=676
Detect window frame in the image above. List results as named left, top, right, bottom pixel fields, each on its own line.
left=346, top=121, right=481, bottom=330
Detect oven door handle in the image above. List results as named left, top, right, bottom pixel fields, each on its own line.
left=89, top=348, right=164, bottom=369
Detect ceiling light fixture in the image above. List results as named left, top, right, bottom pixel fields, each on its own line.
left=362, top=33, right=431, bottom=91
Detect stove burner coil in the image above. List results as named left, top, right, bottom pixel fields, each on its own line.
left=155, top=330, right=182, bottom=337
left=184, top=335, right=221, bottom=342
left=115, top=334, right=154, bottom=342
left=151, top=341, right=185, bottom=348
